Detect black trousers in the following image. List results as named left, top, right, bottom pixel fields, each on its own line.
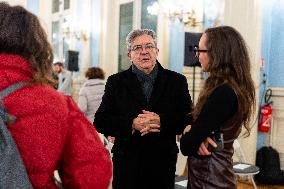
left=112, top=151, right=177, bottom=189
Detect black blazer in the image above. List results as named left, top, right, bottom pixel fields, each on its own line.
left=94, top=62, right=192, bottom=189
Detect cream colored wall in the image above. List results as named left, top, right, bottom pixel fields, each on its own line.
left=224, top=0, right=262, bottom=164
left=6, top=0, right=26, bottom=6
left=73, top=0, right=92, bottom=77
left=156, top=3, right=169, bottom=69
left=99, top=0, right=117, bottom=78
left=269, top=88, right=284, bottom=169
left=38, top=1, right=52, bottom=42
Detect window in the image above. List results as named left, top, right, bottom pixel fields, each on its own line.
left=52, top=0, right=60, bottom=13
left=64, top=0, right=70, bottom=10
left=51, top=0, right=71, bottom=62
left=118, top=2, right=134, bottom=72
left=117, top=0, right=158, bottom=72
left=141, top=0, right=157, bottom=32
left=52, top=21, right=60, bottom=61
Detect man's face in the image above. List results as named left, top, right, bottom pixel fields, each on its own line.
left=53, top=64, right=62, bottom=73
left=128, top=34, right=159, bottom=74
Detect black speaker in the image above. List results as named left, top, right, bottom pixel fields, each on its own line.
left=66, top=50, right=79, bottom=72
left=184, top=32, right=202, bottom=67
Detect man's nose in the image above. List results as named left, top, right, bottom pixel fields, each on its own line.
left=140, top=47, right=148, bottom=54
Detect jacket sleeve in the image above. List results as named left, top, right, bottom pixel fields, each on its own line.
left=77, top=88, right=87, bottom=114
left=94, top=76, right=134, bottom=137
left=60, top=97, right=112, bottom=189
left=159, top=75, right=192, bottom=135
left=180, top=85, right=238, bottom=156
left=58, top=71, right=72, bottom=94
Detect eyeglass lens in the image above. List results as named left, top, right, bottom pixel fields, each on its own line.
left=131, top=43, right=156, bottom=52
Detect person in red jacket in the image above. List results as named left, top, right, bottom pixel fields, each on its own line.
left=0, top=2, right=112, bottom=189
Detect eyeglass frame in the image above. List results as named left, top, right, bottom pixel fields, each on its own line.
left=130, top=43, right=157, bottom=53
left=194, top=46, right=209, bottom=58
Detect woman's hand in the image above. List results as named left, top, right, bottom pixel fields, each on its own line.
left=197, top=137, right=217, bottom=155
left=183, top=125, right=192, bottom=134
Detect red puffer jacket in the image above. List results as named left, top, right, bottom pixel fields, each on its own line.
left=0, top=54, right=112, bottom=189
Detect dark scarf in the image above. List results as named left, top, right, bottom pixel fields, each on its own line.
left=132, top=63, right=158, bottom=103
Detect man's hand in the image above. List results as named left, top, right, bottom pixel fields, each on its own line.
left=107, top=136, right=115, bottom=143
left=132, top=117, right=148, bottom=132
left=133, top=110, right=161, bottom=136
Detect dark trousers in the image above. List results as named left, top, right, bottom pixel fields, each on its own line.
left=112, top=151, right=177, bottom=189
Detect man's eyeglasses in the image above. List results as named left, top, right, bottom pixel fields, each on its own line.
left=130, top=43, right=156, bottom=53
left=194, top=46, right=208, bottom=58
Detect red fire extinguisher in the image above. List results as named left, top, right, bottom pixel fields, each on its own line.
left=259, top=89, right=273, bottom=132
left=259, top=105, right=272, bottom=132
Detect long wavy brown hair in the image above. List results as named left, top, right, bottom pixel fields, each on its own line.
left=0, top=2, right=55, bottom=86
left=193, top=26, right=256, bottom=136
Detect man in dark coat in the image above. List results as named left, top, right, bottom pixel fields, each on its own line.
left=94, top=29, right=192, bottom=189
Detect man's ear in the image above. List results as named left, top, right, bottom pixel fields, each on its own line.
left=127, top=52, right=131, bottom=60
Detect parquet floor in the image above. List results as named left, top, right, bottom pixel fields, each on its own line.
left=237, top=180, right=284, bottom=189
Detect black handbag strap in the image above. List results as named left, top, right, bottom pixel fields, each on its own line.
left=0, top=82, right=28, bottom=100
left=0, top=82, right=28, bottom=124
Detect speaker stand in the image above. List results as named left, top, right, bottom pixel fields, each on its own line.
left=192, top=66, right=196, bottom=104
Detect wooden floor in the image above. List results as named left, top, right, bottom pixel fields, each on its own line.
left=237, top=180, right=284, bottom=189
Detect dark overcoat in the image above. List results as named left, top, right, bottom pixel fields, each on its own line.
left=94, top=62, right=192, bottom=189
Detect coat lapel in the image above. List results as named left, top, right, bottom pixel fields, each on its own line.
left=149, top=63, right=168, bottom=108
left=122, top=63, right=168, bottom=109
left=123, top=68, right=147, bottom=107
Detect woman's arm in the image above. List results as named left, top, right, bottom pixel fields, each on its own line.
left=180, top=85, right=238, bottom=156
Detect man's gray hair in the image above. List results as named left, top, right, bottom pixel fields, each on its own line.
left=126, top=29, right=157, bottom=51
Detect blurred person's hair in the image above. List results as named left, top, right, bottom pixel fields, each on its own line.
left=0, top=2, right=55, bottom=85
left=53, top=62, right=64, bottom=68
left=85, top=67, right=105, bottom=80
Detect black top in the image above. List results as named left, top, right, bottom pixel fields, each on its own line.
left=180, top=84, right=238, bottom=156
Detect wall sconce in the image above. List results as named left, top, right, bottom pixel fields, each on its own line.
left=147, top=1, right=203, bottom=28
left=62, top=18, right=89, bottom=41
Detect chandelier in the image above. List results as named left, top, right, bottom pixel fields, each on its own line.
left=147, top=1, right=204, bottom=27
left=62, top=16, right=89, bottom=41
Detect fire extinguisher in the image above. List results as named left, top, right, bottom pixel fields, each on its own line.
left=259, top=89, right=273, bottom=132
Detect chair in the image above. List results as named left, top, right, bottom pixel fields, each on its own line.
left=233, top=139, right=260, bottom=189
